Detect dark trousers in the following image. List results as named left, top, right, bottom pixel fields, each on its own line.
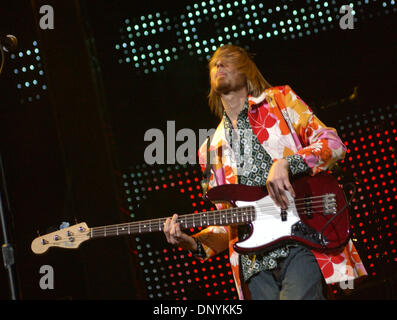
left=246, top=245, right=326, bottom=300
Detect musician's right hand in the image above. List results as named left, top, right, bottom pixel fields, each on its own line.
left=163, top=214, right=197, bottom=252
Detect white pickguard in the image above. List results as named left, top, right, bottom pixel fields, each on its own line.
left=234, top=191, right=300, bottom=251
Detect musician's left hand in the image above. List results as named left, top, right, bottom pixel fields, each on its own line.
left=266, top=158, right=296, bottom=210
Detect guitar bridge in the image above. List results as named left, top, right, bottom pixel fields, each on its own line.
left=323, top=194, right=337, bottom=215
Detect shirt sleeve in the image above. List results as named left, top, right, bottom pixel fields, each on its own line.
left=281, top=85, right=347, bottom=175
left=285, top=154, right=310, bottom=176
left=189, top=143, right=230, bottom=261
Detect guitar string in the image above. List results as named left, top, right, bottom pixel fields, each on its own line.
left=35, top=194, right=339, bottom=245
left=90, top=194, right=333, bottom=230
left=36, top=204, right=340, bottom=248
left=89, top=196, right=335, bottom=234
left=93, top=203, right=335, bottom=234
left=38, top=202, right=340, bottom=245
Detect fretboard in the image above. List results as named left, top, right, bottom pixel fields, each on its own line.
left=90, top=205, right=256, bottom=239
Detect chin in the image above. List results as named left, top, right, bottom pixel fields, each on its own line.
left=214, top=81, right=232, bottom=94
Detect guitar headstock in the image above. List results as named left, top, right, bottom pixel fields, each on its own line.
left=31, top=222, right=90, bottom=254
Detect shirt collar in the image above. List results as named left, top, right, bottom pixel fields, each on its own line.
left=222, top=97, right=249, bottom=128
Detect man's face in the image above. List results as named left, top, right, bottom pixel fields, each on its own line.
left=210, top=56, right=246, bottom=94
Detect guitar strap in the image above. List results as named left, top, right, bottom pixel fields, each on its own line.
left=200, top=135, right=212, bottom=199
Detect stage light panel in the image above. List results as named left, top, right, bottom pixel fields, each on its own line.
left=116, top=0, right=395, bottom=74
left=121, top=163, right=238, bottom=300
left=8, top=40, right=47, bottom=104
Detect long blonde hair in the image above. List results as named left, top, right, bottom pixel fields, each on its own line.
left=208, top=45, right=272, bottom=118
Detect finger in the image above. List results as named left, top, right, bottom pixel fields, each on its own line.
left=284, top=180, right=296, bottom=198
left=275, top=182, right=289, bottom=210
left=169, top=219, right=180, bottom=239
left=163, top=218, right=170, bottom=233
left=169, top=214, right=178, bottom=239
left=267, top=181, right=282, bottom=208
left=279, top=189, right=289, bottom=210
left=174, top=221, right=182, bottom=239
left=163, top=218, right=171, bottom=242
left=171, top=213, right=178, bottom=224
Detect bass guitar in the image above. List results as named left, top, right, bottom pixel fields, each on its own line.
left=31, top=173, right=350, bottom=255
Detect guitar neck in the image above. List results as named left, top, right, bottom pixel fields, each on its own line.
left=90, top=205, right=256, bottom=239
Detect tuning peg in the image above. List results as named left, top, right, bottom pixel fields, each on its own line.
left=36, top=230, right=41, bottom=237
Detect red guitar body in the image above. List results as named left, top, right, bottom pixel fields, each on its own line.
left=205, top=173, right=350, bottom=254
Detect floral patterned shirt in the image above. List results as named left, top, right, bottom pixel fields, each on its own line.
left=223, top=99, right=310, bottom=281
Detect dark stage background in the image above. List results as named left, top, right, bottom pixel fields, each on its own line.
left=0, top=0, right=396, bottom=300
